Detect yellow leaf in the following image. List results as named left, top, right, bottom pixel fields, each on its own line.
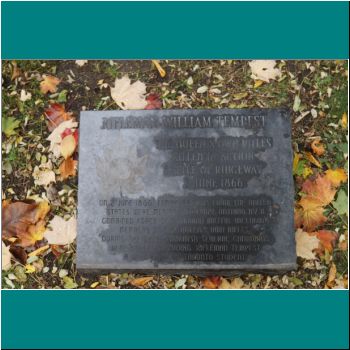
left=233, top=92, right=248, bottom=100
left=218, top=278, right=231, bottom=289
left=28, top=245, right=50, bottom=257
left=25, top=264, right=36, bottom=274
left=60, top=135, right=76, bottom=159
left=311, top=139, right=325, bottom=156
left=231, top=277, right=244, bottom=289
left=152, top=60, right=166, bottom=78
left=293, top=153, right=300, bottom=173
left=302, top=166, right=313, bottom=179
left=341, top=112, right=347, bottom=129
left=90, top=281, right=99, bottom=288
left=130, top=276, right=153, bottom=287
left=298, top=197, right=327, bottom=231
left=305, top=152, right=321, bottom=168
left=254, top=80, right=264, bottom=88
left=40, top=75, right=60, bottom=94
left=325, top=168, right=348, bottom=187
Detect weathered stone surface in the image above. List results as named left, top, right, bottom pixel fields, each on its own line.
left=77, top=109, right=296, bottom=273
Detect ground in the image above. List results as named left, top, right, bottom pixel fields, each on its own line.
left=1, top=60, right=348, bottom=289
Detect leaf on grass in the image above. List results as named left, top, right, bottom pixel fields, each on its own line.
left=293, top=95, right=301, bottom=112
left=20, top=89, right=32, bottom=102
left=44, top=215, right=77, bottom=245
left=325, top=168, right=348, bottom=187
left=59, top=157, right=77, bottom=180
left=2, top=201, right=50, bottom=247
left=44, top=103, right=73, bottom=132
left=40, top=75, right=60, bottom=94
left=314, top=230, right=338, bottom=253
left=295, top=229, right=320, bottom=260
left=202, top=276, right=221, bottom=289
left=11, top=61, right=21, bottom=80
left=341, top=112, right=347, bottom=129
left=28, top=245, right=50, bottom=257
left=327, top=263, right=337, bottom=288
left=2, top=116, right=20, bottom=137
left=32, top=166, right=55, bottom=186
left=2, top=242, right=12, bottom=271
left=311, top=139, right=325, bottom=156
left=25, top=264, right=36, bottom=274
left=254, top=80, right=264, bottom=88
left=197, top=86, right=208, bottom=94
left=152, top=60, right=166, bottom=78
left=130, top=276, right=154, bottom=287
left=111, top=76, right=147, bottom=110
left=63, top=276, right=78, bottom=289
left=60, top=134, right=77, bottom=159
left=297, top=197, right=327, bottom=231
left=9, top=245, right=27, bottom=264
left=305, top=152, right=321, bottom=168
left=75, top=60, right=88, bottom=67
left=145, top=94, right=162, bottom=110
left=249, top=60, right=281, bottom=82
left=333, top=190, right=348, bottom=216
left=302, top=175, right=337, bottom=206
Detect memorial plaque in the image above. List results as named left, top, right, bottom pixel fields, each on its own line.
left=77, top=109, right=296, bottom=273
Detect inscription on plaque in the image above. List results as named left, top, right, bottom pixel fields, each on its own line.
left=77, top=109, right=296, bottom=273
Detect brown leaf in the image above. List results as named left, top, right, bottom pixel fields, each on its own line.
left=9, top=245, right=27, bottom=264
left=130, top=276, right=154, bottom=287
left=305, top=152, right=321, bottom=168
left=298, top=197, right=327, bottom=231
left=11, top=61, right=21, bottom=80
left=314, top=230, right=338, bottom=253
left=59, top=157, right=77, bottom=180
left=40, top=75, right=60, bottom=94
left=44, top=103, right=73, bottom=132
left=327, top=263, right=337, bottom=288
left=51, top=244, right=66, bottom=258
left=2, top=201, right=50, bottom=247
left=202, top=276, right=221, bottom=289
left=302, top=175, right=337, bottom=206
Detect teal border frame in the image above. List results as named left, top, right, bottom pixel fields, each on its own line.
left=1, top=1, right=349, bottom=349
left=1, top=1, right=349, bottom=59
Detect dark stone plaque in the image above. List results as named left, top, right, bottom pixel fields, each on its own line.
left=77, top=109, right=296, bottom=273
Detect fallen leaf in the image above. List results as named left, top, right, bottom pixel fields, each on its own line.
left=40, top=75, right=60, bottom=94
left=341, top=112, right=347, bottom=129
left=44, top=103, right=73, bottom=132
left=218, top=278, right=231, bottom=289
left=44, top=215, right=77, bottom=245
left=305, top=152, right=321, bottom=168
left=202, top=276, right=221, bottom=289
left=231, top=277, right=244, bottom=289
left=333, top=190, right=348, bottom=216
left=295, top=229, right=320, bottom=259
left=9, top=245, right=27, bottom=264
left=2, top=242, right=12, bottom=271
left=145, top=94, right=162, bottom=110
left=110, top=76, right=147, bottom=110
left=60, top=134, right=77, bottom=159
left=314, top=230, right=338, bottom=253
left=249, top=60, right=281, bottom=82
left=2, top=116, right=20, bottom=137
left=325, top=168, right=348, bottom=187
left=152, top=60, right=166, bottom=78
left=254, top=80, right=264, bottom=88
left=62, top=276, right=78, bottom=289
left=20, top=89, right=32, bottom=102
left=90, top=281, right=99, bottom=288
left=197, top=86, right=208, bottom=94
left=130, top=276, right=153, bottom=287
left=297, top=197, right=327, bottom=231
left=32, top=166, right=55, bottom=186
left=11, top=61, right=21, bottom=80
left=51, top=244, right=66, bottom=258
left=2, top=201, right=50, bottom=247
left=25, top=264, right=36, bottom=273
left=75, top=60, right=88, bottom=67
left=28, top=245, right=50, bottom=257
left=327, top=263, right=337, bottom=288
left=293, top=95, right=301, bottom=112
left=233, top=92, right=248, bottom=100
left=302, top=175, right=337, bottom=206
left=311, top=139, right=325, bottom=156
left=59, top=157, right=77, bottom=180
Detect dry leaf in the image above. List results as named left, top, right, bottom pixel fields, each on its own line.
left=295, top=229, right=320, bottom=260
left=32, top=166, right=56, bottom=186
left=305, top=152, right=321, bottom=168
left=2, top=201, right=50, bottom=247
left=145, top=94, right=162, bottom=110
left=28, top=245, right=50, bottom=257
left=254, top=80, right=264, bottom=88
left=44, top=216, right=77, bottom=245
left=152, top=60, right=166, bottom=78
left=249, top=60, right=281, bottom=82
left=60, top=134, right=77, bottom=159
left=197, top=86, right=208, bottom=94
left=218, top=278, right=231, bottom=289
left=45, top=104, right=73, bottom=132
left=297, top=198, right=327, bottom=231
left=231, top=277, right=244, bottom=289
left=11, top=61, right=21, bottom=80
left=20, top=89, right=32, bottom=102
left=341, top=112, right=347, bottom=129
left=59, top=157, right=77, bottom=180
left=75, top=60, right=88, bottom=67
left=311, top=139, right=325, bottom=156
left=40, top=75, right=60, bottom=94
left=327, top=263, right=337, bottom=287
left=110, top=76, right=147, bottom=110
left=130, top=276, right=153, bottom=287
left=314, top=230, right=338, bottom=253
left=202, top=276, right=221, bottom=289
left=325, top=168, right=348, bottom=187
left=2, top=242, right=12, bottom=271
left=302, top=175, right=337, bottom=206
